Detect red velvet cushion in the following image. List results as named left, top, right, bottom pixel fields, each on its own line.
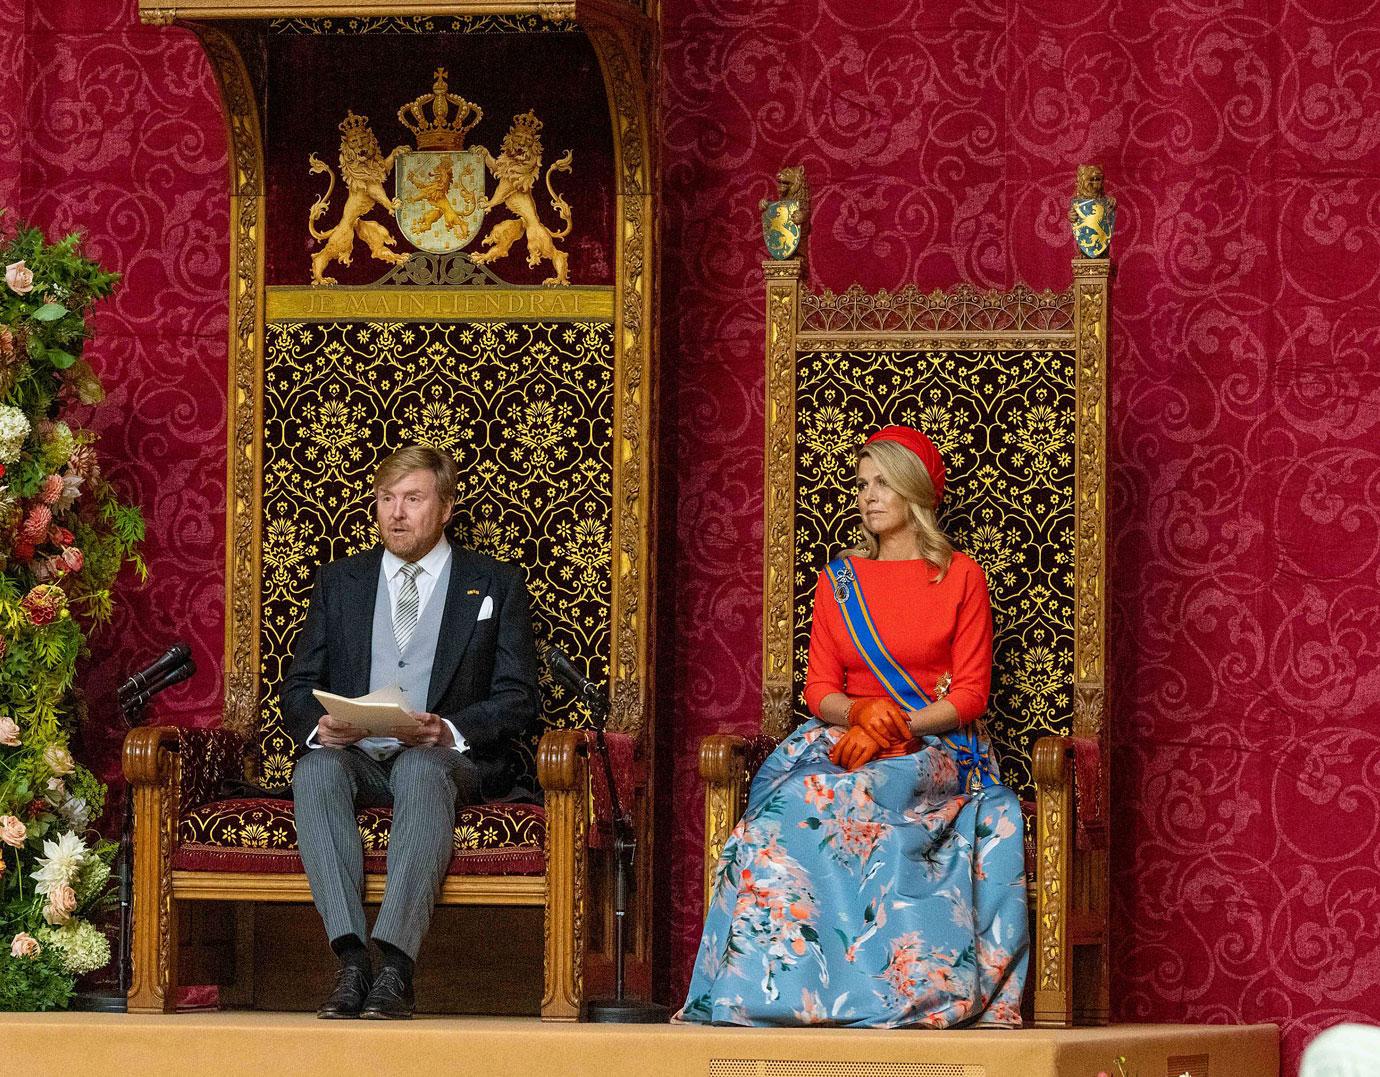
left=173, top=797, right=545, bottom=875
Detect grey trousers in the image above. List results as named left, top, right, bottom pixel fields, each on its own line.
left=292, top=745, right=480, bottom=960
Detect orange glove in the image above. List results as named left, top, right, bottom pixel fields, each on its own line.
left=848, top=697, right=913, bottom=748
left=829, top=726, right=884, bottom=771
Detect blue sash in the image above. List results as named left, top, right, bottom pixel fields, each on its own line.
left=824, top=556, right=1001, bottom=793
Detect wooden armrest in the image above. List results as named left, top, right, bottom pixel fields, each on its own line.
left=537, top=727, right=590, bottom=792
left=1032, top=734, right=1076, bottom=790
left=122, top=725, right=249, bottom=816
left=699, top=733, right=750, bottom=786
left=122, top=725, right=184, bottom=786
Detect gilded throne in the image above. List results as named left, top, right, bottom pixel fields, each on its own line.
left=701, top=166, right=1114, bottom=1027
left=124, top=7, right=659, bottom=1021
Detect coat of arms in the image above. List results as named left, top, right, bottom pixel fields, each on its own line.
left=760, top=165, right=809, bottom=261
left=394, top=68, right=486, bottom=255
left=305, top=68, right=577, bottom=286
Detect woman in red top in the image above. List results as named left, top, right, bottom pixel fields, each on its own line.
left=680, top=426, right=1028, bottom=1028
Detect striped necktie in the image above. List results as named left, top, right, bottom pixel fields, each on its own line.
left=394, top=561, right=423, bottom=653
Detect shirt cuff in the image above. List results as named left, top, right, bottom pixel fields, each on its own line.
left=305, top=725, right=321, bottom=750
left=442, top=719, right=468, bottom=754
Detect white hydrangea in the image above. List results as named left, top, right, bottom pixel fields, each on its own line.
left=37, top=920, right=111, bottom=975
left=0, top=404, right=30, bottom=464
left=31, top=830, right=89, bottom=895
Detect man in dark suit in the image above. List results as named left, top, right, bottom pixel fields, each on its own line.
left=282, top=445, right=540, bottom=1020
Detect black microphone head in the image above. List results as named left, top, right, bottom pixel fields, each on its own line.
left=118, top=642, right=194, bottom=703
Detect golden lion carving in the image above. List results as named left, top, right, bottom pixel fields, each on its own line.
left=307, top=111, right=412, bottom=286
left=470, top=111, right=573, bottom=286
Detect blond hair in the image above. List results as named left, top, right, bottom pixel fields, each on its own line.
left=373, top=445, right=458, bottom=508
left=849, top=439, right=955, bottom=581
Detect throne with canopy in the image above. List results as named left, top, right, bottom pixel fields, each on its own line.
left=124, top=0, right=659, bottom=1020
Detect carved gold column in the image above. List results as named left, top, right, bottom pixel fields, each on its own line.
left=194, top=24, right=267, bottom=739
left=124, top=729, right=182, bottom=1013
left=572, top=7, right=659, bottom=1015
left=538, top=730, right=590, bottom=1020
left=761, top=259, right=801, bottom=740
left=1070, top=255, right=1111, bottom=1024
left=699, top=734, right=749, bottom=913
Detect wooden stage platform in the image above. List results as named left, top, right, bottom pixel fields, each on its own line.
left=0, top=1012, right=1278, bottom=1076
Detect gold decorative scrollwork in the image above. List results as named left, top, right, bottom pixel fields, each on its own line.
left=799, top=283, right=1074, bottom=335
left=1037, top=774, right=1066, bottom=991
left=194, top=26, right=265, bottom=739
left=267, top=16, right=575, bottom=35
left=762, top=267, right=801, bottom=740
left=585, top=21, right=653, bottom=735
left=254, top=319, right=614, bottom=787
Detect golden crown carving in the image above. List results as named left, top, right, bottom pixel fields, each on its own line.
left=397, top=67, right=484, bottom=151
left=510, top=110, right=544, bottom=139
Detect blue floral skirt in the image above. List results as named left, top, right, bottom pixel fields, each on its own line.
left=680, top=720, right=1028, bottom=1027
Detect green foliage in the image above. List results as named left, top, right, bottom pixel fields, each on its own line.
left=0, top=213, right=142, bottom=1009
left=0, top=947, right=75, bottom=1012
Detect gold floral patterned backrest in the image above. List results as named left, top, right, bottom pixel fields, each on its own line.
left=253, top=317, right=615, bottom=789
left=762, top=267, right=1112, bottom=801
left=793, top=337, right=1075, bottom=795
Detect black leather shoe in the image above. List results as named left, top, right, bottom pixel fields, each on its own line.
left=317, top=964, right=372, bottom=1019
left=359, top=965, right=415, bottom=1020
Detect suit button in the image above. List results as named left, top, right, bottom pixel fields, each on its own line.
left=398, top=661, right=406, bottom=668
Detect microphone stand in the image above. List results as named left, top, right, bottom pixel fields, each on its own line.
left=578, top=685, right=668, bottom=1023
left=70, top=657, right=194, bottom=1014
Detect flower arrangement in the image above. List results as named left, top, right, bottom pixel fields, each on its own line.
left=0, top=215, right=145, bottom=1010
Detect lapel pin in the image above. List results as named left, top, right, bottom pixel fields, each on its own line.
left=467, top=589, right=481, bottom=596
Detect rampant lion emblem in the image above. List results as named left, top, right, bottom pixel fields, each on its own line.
left=470, top=111, right=574, bottom=286
left=404, top=155, right=480, bottom=243
left=307, top=111, right=412, bottom=286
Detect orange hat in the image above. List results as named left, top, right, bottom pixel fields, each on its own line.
left=863, top=425, right=946, bottom=504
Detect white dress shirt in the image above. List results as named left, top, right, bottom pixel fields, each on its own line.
left=308, top=536, right=468, bottom=759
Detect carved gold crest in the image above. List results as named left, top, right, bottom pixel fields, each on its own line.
left=306, top=71, right=576, bottom=286
left=306, top=111, right=412, bottom=286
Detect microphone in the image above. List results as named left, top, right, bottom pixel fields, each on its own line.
left=118, top=643, right=191, bottom=704
left=122, top=659, right=196, bottom=713
left=545, top=646, right=606, bottom=713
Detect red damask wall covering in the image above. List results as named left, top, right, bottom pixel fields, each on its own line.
left=4, top=3, right=1378, bottom=1073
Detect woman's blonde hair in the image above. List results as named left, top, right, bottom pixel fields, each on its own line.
left=849, top=439, right=955, bottom=581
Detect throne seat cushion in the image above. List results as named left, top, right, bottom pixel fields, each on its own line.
left=173, top=797, right=545, bottom=876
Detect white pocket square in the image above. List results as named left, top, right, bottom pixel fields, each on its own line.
left=477, top=595, right=494, bottom=621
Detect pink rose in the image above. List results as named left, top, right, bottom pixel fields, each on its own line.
left=43, top=745, right=75, bottom=776
left=10, top=932, right=41, bottom=958
left=0, top=814, right=26, bottom=847
left=5, top=260, right=35, bottom=295
left=0, top=716, right=20, bottom=747
left=43, top=883, right=78, bottom=925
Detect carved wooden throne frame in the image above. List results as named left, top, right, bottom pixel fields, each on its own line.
left=701, top=171, right=1113, bottom=1027
left=127, top=0, right=658, bottom=1021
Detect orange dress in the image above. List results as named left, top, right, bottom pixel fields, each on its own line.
left=803, top=551, right=993, bottom=724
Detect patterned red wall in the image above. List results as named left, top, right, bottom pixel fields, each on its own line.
left=2, top=0, right=230, bottom=785
left=657, top=3, right=1380, bottom=1074
left=6, top=2, right=1379, bottom=1072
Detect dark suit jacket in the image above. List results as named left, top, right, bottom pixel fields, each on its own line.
left=281, top=541, right=542, bottom=801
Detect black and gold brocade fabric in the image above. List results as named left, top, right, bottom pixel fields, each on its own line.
left=794, top=349, right=1076, bottom=797
left=255, top=318, right=614, bottom=790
